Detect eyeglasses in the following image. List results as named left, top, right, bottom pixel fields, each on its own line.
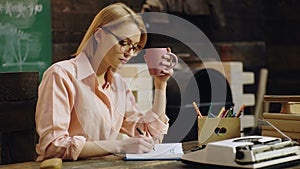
left=102, top=27, right=142, bottom=56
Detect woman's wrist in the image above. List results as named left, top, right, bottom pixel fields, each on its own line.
left=154, top=79, right=167, bottom=90
left=114, top=140, right=123, bottom=153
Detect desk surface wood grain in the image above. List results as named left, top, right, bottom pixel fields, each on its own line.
left=0, top=141, right=199, bottom=169
left=1, top=141, right=300, bottom=169
left=0, top=156, right=190, bottom=169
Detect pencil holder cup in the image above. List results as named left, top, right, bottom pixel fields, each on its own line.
left=198, top=117, right=240, bottom=146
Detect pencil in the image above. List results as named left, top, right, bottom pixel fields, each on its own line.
left=235, top=104, right=246, bottom=118
left=193, top=102, right=203, bottom=118
left=222, top=109, right=230, bottom=118
left=217, top=107, right=225, bottom=117
left=136, top=127, right=144, bottom=135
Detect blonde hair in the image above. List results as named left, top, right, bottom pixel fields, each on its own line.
left=73, top=3, right=147, bottom=56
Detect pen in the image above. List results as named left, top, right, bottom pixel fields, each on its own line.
left=226, top=107, right=233, bottom=117
left=232, top=111, right=237, bottom=117
left=235, top=104, right=246, bottom=118
left=136, top=127, right=144, bottom=135
left=208, top=112, right=216, bottom=118
left=136, top=128, right=156, bottom=151
left=193, top=102, right=203, bottom=118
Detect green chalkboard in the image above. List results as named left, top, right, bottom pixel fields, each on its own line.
left=0, top=0, right=51, bottom=79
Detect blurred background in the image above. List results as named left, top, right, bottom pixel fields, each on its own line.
left=1, top=0, right=300, bottom=164
left=51, top=0, right=300, bottom=112
left=52, top=0, right=300, bottom=96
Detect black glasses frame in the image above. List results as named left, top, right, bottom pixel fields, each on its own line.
left=102, top=27, right=142, bottom=56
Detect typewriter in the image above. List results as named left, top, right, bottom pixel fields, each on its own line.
left=182, top=136, right=300, bottom=168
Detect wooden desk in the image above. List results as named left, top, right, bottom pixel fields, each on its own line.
left=1, top=141, right=300, bottom=169
left=0, top=156, right=188, bottom=169
left=0, top=141, right=198, bottom=169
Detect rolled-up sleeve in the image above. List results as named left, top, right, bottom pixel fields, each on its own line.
left=35, top=65, right=86, bottom=161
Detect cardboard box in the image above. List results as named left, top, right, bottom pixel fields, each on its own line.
left=198, top=117, right=240, bottom=146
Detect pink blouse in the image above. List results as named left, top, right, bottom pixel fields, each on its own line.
left=35, top=52, right=169, bottom=161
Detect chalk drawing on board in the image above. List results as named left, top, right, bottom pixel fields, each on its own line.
left=0, top=0, right=47, bottom=72
left=0, top=23, right=45, bottom=71
left=0, top=0, right=43, bottom=28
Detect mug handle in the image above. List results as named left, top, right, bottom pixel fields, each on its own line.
left=166, top=52, right=178, bottom=69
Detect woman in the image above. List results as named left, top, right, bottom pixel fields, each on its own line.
left=35, top=3, right=173, bottom=161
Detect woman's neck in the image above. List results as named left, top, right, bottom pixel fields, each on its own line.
left=97, top=74, right=106, bottom=86
left=97, top=67, right=114, bottom=89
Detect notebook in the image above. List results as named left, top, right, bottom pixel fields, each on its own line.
left=124, top=143, right=183, bottom=160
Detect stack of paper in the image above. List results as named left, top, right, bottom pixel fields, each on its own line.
left=124, top=143, right=183, bottom=160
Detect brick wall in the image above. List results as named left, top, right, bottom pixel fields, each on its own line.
left=50, top=0, right=300, bottom=97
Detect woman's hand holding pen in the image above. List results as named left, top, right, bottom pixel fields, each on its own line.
left=115, top=136, right=154, bottom=154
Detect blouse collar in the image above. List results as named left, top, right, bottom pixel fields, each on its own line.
left=76, top=52, right=114, bottom=90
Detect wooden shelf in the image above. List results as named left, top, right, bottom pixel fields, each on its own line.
left=264, top=95, right=300, bottom=103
